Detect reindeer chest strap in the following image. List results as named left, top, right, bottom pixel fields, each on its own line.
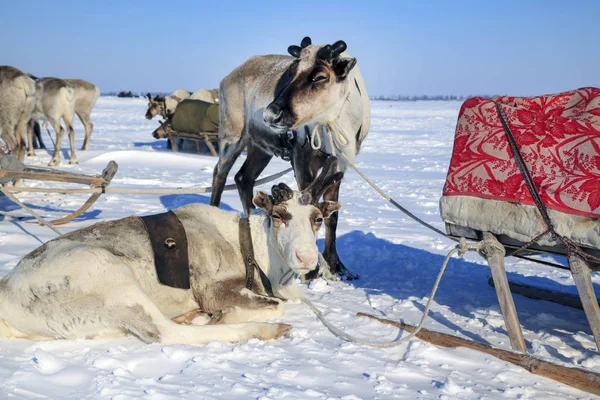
left=140, top=211, right=190, bottom=289
left=239, top=217, right=274, bottom=297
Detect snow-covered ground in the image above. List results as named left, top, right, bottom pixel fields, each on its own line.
left=0, top=97, right=598, bottom=399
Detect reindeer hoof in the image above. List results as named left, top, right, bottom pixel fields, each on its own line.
left=27, top=151, right=35, bottom=157
left=81, top=146, right=88, bottom=151
left=303, top=253, right=359, bottom=282
left=207, top=307, right=236, bottom=325
left=69, top=159, right=78, bottom=165
left=48, top=159, right=60, bottom=166
left=257, top=323, right=292, bottom=340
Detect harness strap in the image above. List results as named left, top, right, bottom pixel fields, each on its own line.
left=495, top=102, right=600, bottom=265
left=239, top=217, right=274, bottom=296
left=140, top=210, right=191, bottom=289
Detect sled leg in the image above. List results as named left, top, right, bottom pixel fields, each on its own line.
left=570, top=255, right=600, bottom=351
left=481, top=232, right=527, bottom=353
left=203, top=134, right=218, bottom=157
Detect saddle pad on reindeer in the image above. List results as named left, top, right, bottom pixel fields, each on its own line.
left=440, top=87, right=600, bottom=247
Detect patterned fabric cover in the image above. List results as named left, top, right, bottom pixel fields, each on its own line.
left=443, top=88, right=600, bottom=218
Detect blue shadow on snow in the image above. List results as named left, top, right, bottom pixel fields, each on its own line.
left=328, top=230, right=598, bottom=345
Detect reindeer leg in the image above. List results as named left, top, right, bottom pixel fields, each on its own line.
left=34, top=120, right=45, bottom=149
left=210, top=140, right=245, bottom=208
left=207, top=288, right=285, bottom=325
left=26, top=120, right=35, bottom=156
left=234, top=144, right=272, bottom=216
left=48, top=118, right=64, bottom=166
left=64, top=114, right=77, bottom=164
left=171, top=308, right=209, bottom=325
left=78, top=111, right=93, bottom=151
left=321, top=179, right=358, bottom=280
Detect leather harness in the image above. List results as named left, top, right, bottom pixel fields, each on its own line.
left=239, top=217, right=274, bottom=297
left=139, top=211, right=274, bottom=295
left=140, top=211, right=190, bottom=289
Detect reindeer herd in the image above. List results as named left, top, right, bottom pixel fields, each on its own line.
left=0, top=67, right=101, bottom=166
left=0, top=37, right=372, bottom=346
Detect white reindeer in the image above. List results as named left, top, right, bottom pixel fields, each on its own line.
left=0, top=66, right=36, bottom=162
left=0, top=160, right=342, bottom=345
left=64, top=79, right=101, bottom=151
left=30, top=77, right=77, bottom=165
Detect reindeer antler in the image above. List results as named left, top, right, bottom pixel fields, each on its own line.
left=301, top=156, right=344, bottom=204
left=271, top=183, right=294, bottom=204
left=316, top=40, right=347, bottom=61
left=301, top=36, right=312, bottom=48
left=288, top=36, right=313, bottom=58
left=331, top=40, right=347, bottom=58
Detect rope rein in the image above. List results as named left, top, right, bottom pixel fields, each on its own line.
left=298, top=96, right=574, bottom=347
left=302, top=238, right=483, bottom=347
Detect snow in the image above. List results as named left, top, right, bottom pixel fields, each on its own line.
left=0, top=97, right=598, bottom=399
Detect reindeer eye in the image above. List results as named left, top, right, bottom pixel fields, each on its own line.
left=312, top=74, right=328, bottom=83
left=315, top=217, right=324, bottom=223
left=272, top=214, right=281, bottom=220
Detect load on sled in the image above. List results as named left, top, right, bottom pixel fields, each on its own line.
left=152, top=99, right=219, bottom=156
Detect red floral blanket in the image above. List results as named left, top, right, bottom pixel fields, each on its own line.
left=443, top=87, right=600, bottom=218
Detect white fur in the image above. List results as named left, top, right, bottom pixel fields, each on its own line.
left=30, top=78, right=77, bottom=165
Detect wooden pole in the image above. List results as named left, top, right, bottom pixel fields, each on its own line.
left=481, top=232, right=527, bottom=353
left=356, top=312, right=600, bottom=395
left=570, top=255, right=600, bottom=351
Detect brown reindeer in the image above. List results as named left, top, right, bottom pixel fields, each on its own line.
left=210, top=37, right=370, bottom=279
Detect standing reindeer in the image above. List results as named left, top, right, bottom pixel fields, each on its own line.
left=30, top=77, right=77, bottom=165
left=210, top=37, right=370, bottom=279
left=0, top=66, right=36, bottom=162
left=64, top=79, right=101, bottom=151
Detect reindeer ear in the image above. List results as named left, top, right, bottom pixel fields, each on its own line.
left=319, top=201, right=342, bottom=219
left=253, top=191, right=273, bottom=214
left=332, top=57, right=356, bottom=81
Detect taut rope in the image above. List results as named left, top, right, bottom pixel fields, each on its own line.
left=1, top=168, right=294, bottom=196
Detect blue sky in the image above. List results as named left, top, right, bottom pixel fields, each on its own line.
left=2, top=0, right=598, bottom=96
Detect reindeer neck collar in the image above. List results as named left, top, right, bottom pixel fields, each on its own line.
left=239, top=217, right=274, bottom=297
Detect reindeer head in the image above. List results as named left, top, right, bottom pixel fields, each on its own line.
left=152, top=118, right=172, bottom=139
left=145, top=93, right=167, bottom=120
left=252, top=157, right=343, bottom=275
left=263, top=37, right=357, bottom=132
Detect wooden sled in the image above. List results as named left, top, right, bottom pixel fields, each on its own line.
left=167, top=131, right=218, bottom=157
left=446, top=224, right=600, bottom=353
left=0, top=161, right=118, bottom=225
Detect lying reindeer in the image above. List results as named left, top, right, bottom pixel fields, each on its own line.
left=0, top=158, right=342, bottom=345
